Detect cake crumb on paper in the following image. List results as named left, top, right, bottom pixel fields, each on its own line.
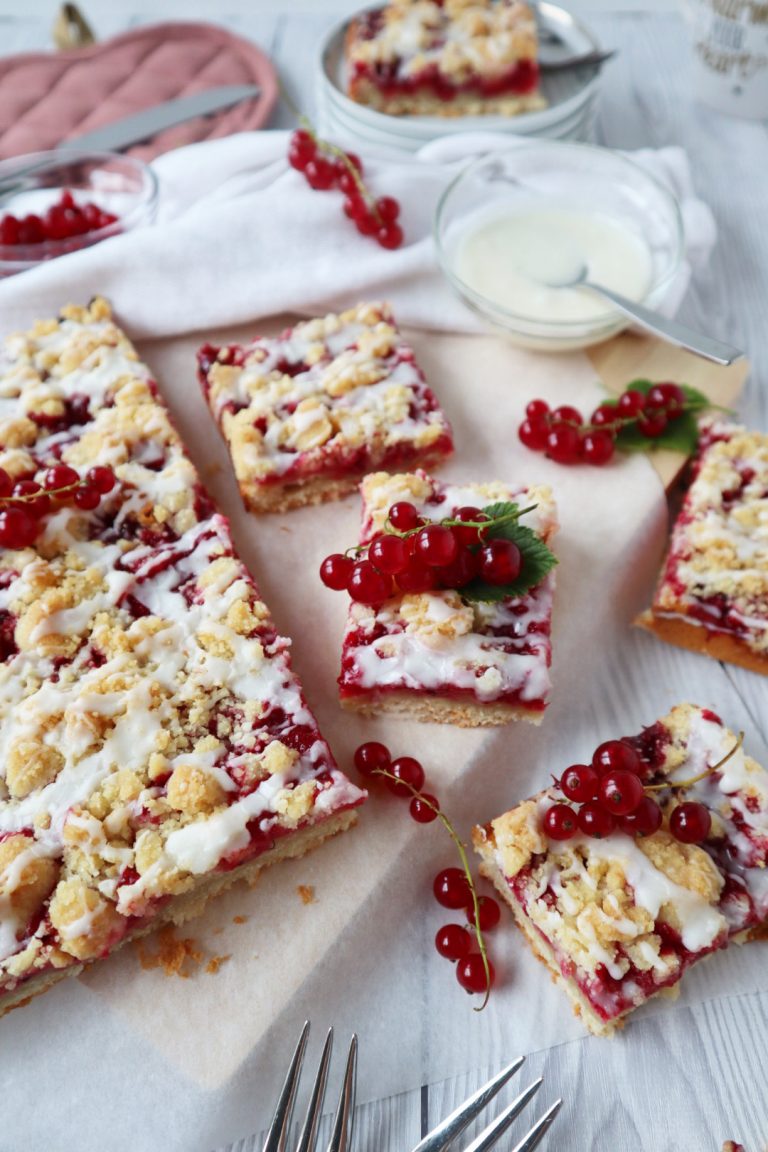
left=137, top=926, right=204, bottom=979
left=233, top=915, right=249, bottom=924
left=205, top=955, right=231, bottom=975
left=297, top=884, right=316, bottom=905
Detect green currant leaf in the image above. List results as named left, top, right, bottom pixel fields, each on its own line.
left=601, top=380, right=709, bottom=457
left=460, top=502, right=557, bottom=603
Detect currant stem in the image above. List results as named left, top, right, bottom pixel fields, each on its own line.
left=383, top=504, right=538, bottom=541
left=580, top=398, right=715, bottom=436
left=0, top=480, right=83, bottom=505
left=644, top=733, right=745, bottom=792
left=298, top=115, right=382, bottom=226
left=373, top=767, right=492, bottom=1011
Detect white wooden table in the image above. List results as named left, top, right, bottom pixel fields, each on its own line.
left=2, top=3, right=768, bottom=1150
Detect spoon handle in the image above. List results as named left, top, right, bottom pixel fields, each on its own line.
left=583, top=281, right=743, bottom=366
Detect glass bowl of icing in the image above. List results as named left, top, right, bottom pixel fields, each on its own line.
left=434, top=141, right=684, bottom=351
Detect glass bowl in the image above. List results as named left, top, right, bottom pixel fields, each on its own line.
left=434, top=141, right=684, bottom=351
left=0, top=150, right=158, bottom=277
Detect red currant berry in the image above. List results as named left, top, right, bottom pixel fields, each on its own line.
left=617, top=389, right=647, bottom=416
left=375, top=195, right=400, bottom=222
left=592, top=740, right=642, bottom=776
left=478, top=538, right=522, bottom=585
left=551, top=405, right=583, bottom=426
left=344, top=152, right=363, bottom=174
left=526, top=398, right=550, bottom=420
left=518, top=416, right=550, bottom=452
left=304, top=157, right=337, bottom=190
left=388, top=501, right=420, bottom=531
left=73, top=484, right=101, bottom=511
left=288, top=130, right=316, bottom=171
left=618, top=796, right=663, bottom=837
left=342, top=196, right=362, bottom=220
left=669, top=801, right=712, bottom=844
left=560, top=764, right=600, bottom=803
left=353, top=741, right=390, bottom=778
left=11, top=480, right=50, bottom=519
left=415, top=524, right=457, bottom=568
left=637, top=408, right=668, bottom=438
left=577, top=802, right=616, bottom=839
left=348, top=560, right=393, bottom=605
left=377, top=223, right=404, bottom=250
left=410, top=793, right=439, bottom=823
left=396, top=563, right=436, bottom=594
left=434, top=546, right=479, bottom=590
left=647, top=382, right=685, bottom=413
left=456, top=953, right=494, bottom=994
left=466, top=895, right=501, bottom=931
left=85, top=466, right=115, bottom=494
left=386, top=755, right=425, bottom=797
left=42, top=463, right=80, bottom=492
left=338, top=170, right=359, bottom=197
left=0, top=506, right=38, bottom=549
left=0, top=468, right=13, bottom=497
left=581, top=430, right=615, bottom=466
left=543, top=803, right=579, bottom=841
left=0, top=215, right=19, bottom=245
left=356, top=211, right=379, bottom=237
left=17, top=214, right=45, bottom=245
left=434, top=867, right=471, bottom=909
left=451, top=507, right=488, bottom=547
left=435, top=924, right=472, bottom=961
left=546, top=423, right=581, bottom=465
left=320, top=553, right=354, bottom=591
left=590, top=405, right=620, bottom=431
left=369, top=534, right=409, bottom=574
left=598, top=769, right=645, bottom=816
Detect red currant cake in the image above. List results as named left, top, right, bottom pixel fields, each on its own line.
left=0, top=299, right=365, bottom=1019
left=345, top=0, right=546, bottom=118
left=338, top=470, right=558, bottom=726
left=637, top=419, right=768, bottom=676
left=198, top=303, right=453, bottom=514
left=473, top=704, right=768, bottom=1036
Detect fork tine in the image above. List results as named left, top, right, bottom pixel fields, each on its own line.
left=460, top=1079, right=543, bottom=1152
left=262, top=1020, right=311, bottom=1152
left=295, top=1028, right=334, bottom=1152
left=409, top=1057, right=526, bottom=1152
left=509, top=1099, right=563, bottom=1152
left=326, top=1034, right=358, bottom=1152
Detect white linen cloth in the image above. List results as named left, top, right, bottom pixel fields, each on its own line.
left=0, top=131, right=715, bottom=333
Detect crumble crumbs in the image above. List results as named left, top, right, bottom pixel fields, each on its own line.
left=297, top=884, right=316, bottom=905
left=233, top=915, right=249, bottom=924
left=205, top=955, right=231, bottom=975
left=137, top=926, right=204, bottom=978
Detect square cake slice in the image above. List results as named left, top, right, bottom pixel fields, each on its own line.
left=198, top=303, right=454, bottom=514
left=345, top=0, right=546, bottom=117
left=0, top=299, right=365, bottom=1019
left=473, top=704, right=768, bottom=1036
left=338, top=470, right=557, bottom=726
left=637, top=419, right=768, bottom=676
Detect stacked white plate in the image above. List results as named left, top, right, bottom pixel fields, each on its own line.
left=316, top=3, right=605, bottom=156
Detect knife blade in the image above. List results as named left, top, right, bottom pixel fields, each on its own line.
left=67, top=84, right=262, bottom=152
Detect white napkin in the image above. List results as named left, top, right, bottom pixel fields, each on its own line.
left=0, top=131, right=715, bottom=336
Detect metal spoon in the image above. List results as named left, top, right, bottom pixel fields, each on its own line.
left=545, top=264, right=743, bottom=366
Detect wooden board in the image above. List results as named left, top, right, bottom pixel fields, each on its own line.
left=587, top=330, right=751, bottom=489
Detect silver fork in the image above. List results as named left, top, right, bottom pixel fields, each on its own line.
left=263, top=1023, right=561, bottom=1152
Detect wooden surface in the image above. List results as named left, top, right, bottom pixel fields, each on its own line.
left=2, top=3, right=768, bottom=1151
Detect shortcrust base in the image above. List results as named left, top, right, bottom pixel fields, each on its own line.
left=635, top=611, right=768, bottom=678
left=339, top=689, right=544, bottom=727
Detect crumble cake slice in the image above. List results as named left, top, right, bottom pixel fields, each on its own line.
left=0, top=299, right=365, bottom=1018
left=338, top=470, right=557, bottom=726
left=637, top=419, right=768, bottom=676
left=473, top=705, right=768, bottom=1036
left=198, top=303, right=454, bottom=514
left=345, top=0, right=546, bottom=118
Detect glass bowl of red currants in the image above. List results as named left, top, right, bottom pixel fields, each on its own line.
left=0, top=150, right=158, bottom=277
left=434, top=141, right=684, bottom=352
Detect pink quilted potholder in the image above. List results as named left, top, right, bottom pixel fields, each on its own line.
left=0, top=21, right=279, bottom=161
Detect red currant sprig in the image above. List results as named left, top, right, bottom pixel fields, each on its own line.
left=0, top=463, right=116, bottom=549
left=517, top=382, right=706, bottom=466
left=541, top=732, right=744, bottom=847
left=320, top=500, right=542, bottom=608
left=288, top=127, right=403, bottom=250
left=354, top=740, right=499, bottom=1007
left=0, top=189, right=119, bottom=248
